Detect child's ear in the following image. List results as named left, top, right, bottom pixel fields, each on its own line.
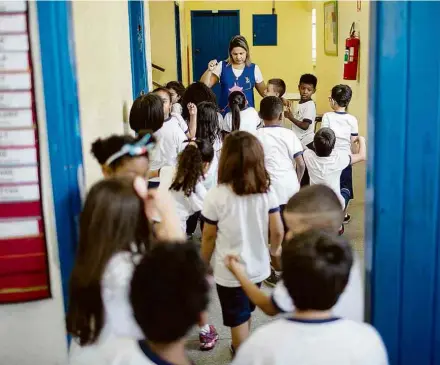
left=101, top=165, right=112, bottom=178
left=278, top=112, right=283, bottom=121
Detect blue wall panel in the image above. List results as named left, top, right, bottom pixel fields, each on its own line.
left=368, top=2, right=440, bottom=364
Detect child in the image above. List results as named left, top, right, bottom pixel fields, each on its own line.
left=321, top=84, right=359, bottom=223
left=264, top=78, right=286, bottom=98
left=159, top=139, right=213, bottom=234
left=181, top=81, right=221, bottom=122
left=201, top=131, right=284, bottom=351
left=166, top=81, right=186, bottom=115
left=225, top=184, right=364, bottom=321
left=303, top=127, right=366, bottom=211
left=130, top=92, right=187, bottom=188
left=255, top=96, right=305, bottom=286
left=115, top=242, right=210, bottom=365
left=153, top=87, right=196, bottom=138
left=67, top=177, right=184, bottom=365
left=195, top=101, right=223, bottom=190
left=221, top=91, right=260, bottom=134
left=232, top=230, right=388, bottom=365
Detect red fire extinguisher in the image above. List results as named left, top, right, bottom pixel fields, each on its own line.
left=343, top=23, right=360, bottom=80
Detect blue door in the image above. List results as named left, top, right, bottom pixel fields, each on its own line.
left=191, top=10, right=240, bottom=101
left=128, top=0, right=148, bottom=99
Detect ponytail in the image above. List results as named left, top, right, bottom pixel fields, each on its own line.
left=228, top=91, right=246, bottom=131
left=170, top=139, right=214, bottom=197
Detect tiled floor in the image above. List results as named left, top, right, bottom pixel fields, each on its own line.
left=187, top=166, right=367, bottom=364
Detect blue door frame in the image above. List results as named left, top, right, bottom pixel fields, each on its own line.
left=367, top=2, right=440, bottom=364
left=174, top=2, right=183, bottom=82
left=36, top=1, right=84, bottom=311
left=128, top=0, right=149, bottom=98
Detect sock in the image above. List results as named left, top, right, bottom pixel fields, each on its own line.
left=199, top=324, right=210, bottom=333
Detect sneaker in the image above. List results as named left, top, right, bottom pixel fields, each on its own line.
left=264, top=267, right=281, bottom=287
left=199, top=325, right=218, bottom=351
left=343, top=214, right=351, bottom=224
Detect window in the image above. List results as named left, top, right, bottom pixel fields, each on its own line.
left=312, top=8, right=317, bottom=65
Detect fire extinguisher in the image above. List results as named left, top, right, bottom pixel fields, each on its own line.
left=343, top=23, right=360, bottom=80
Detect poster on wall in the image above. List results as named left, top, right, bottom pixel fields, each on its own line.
left=0, top=1, right=51, bottom=304
left=324, top=1, right=338, bottom=56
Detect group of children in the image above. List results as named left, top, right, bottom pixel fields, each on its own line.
left=65, top=74, right=387, bottom=365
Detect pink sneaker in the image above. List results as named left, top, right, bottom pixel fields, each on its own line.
left=199, top=324, right=219, bottom=351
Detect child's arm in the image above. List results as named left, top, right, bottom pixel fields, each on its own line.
left=255, top=81, right=267, bottom=98
left=200, top=60, right=219, bottom=88
left=201, top=222, right=217, bottom=270
left=350, top=136, right=367, bottom=165
left=269, top=211, right=284, bottom=257
left=187, top=103, right=197, bottom=138
left=225, top=255, right=280, bottom=316
left=284, top=107, right=310, bottom=130
left=294, top=153, right=305, bottom=182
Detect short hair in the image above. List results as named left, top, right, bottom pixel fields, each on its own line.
left=130, top=243, right=209, bottom=343
left=181, top=82, right=217, bottom=121
left=268, top=78, right=286, bottom=96
left=331, top=84, right=352, bottom=107
left=129, top=93, right=164, bottom=133
left=166, top=81, right=186, bottom=98
left=260, top=96, right=284, bottom=121
left=282, top=229, right=353, bottom=311
left=218, top=131, right=270, bottom=195
left=285, top=185, right=344, bottom=233
left=314, top=127, right=336, bottom=157
left=299, top=74, right=318, bottom=89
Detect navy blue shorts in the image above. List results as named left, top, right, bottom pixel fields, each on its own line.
left=340, top=164, right=353, bottom=206
left=216, top=283, right=262, bottom=327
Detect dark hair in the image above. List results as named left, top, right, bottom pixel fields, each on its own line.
left=260, top=96, right=284, bottom=121
left=299, top=74, right=318, bottom=89
left=285, top=185, right=344, bottom=233
left=91, top=132, right=155, bottom=169
left=218, top=131, right=270, bottom=195
left=130, top=94, right=164, bottom=133
left=153, top=87, right=172, bottom=102
left=268, top=78, right=286, bottom=96
left=228, top=35, right=251, bottom=66
left=181, top=82, right=217, bottom=121
left=282, top=229, right=353, bottom=311
left=66, top=177, right=152, bottom=345
left=170, top=139, right=214, bottom=197
left=131, top=242, right=209, bottom=343
left=196, top=101, right=221, bottom=145
left=331, top=84, right=352, bottom=107
left=228, top=91, right=246, bottom=131
left=314, top=127, right=336, bottom=157
left=166, top=81, right=186, bottom=99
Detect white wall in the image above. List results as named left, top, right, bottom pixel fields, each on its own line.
left=72, top=1, right=134, bottom=188
left=0, top=4, right=69, bottom=364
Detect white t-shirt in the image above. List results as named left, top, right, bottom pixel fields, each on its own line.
left=201, top=184, right=279, bottom=287
left=221, top=107, right=261, bottom=134
left=232, top=318, right=388, bottom=365
left=291, top=100, right=317, bottom=146
left=255, top=126, right=303, bottom=205
left=213, top=61, right=264, bottom=84
left=159, top=166, right=207, bottom=232
left=69, top=251, right=143, bottom=365
left=202, top=137, right=222, bottom=191
left=171, top=103, right=183, bottom=116
left=303, top=148, right=351, bottom=208
left=150, top=117, right=187, bottom=182
left=321, top=111, right=359, bottom=153
left=170, top=113, right=188, bottom=135
left=271, top=253, right=364, bottom=322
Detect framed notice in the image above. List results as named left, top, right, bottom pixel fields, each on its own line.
left=0, top=3, right=51, bottom=303
left=324, top=1, right=338, bottom=56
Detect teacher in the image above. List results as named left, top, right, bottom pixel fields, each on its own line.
left=200, top=35, right=266, bottom=115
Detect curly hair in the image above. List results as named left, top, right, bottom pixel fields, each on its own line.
left=170, top=139, right=214, bottom=197
left=196, top=101, right=221, bottom=146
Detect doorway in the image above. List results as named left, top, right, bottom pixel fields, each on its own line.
left=191, top=10, right=240, bottom=101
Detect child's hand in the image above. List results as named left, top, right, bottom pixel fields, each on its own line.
left=284, top=108, right=294, bottom=121
left=224, top=254, right=245, bottom=274
left=208, top=59, right=218, bottom=72
left=187, top=102, right=197, bottom=116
